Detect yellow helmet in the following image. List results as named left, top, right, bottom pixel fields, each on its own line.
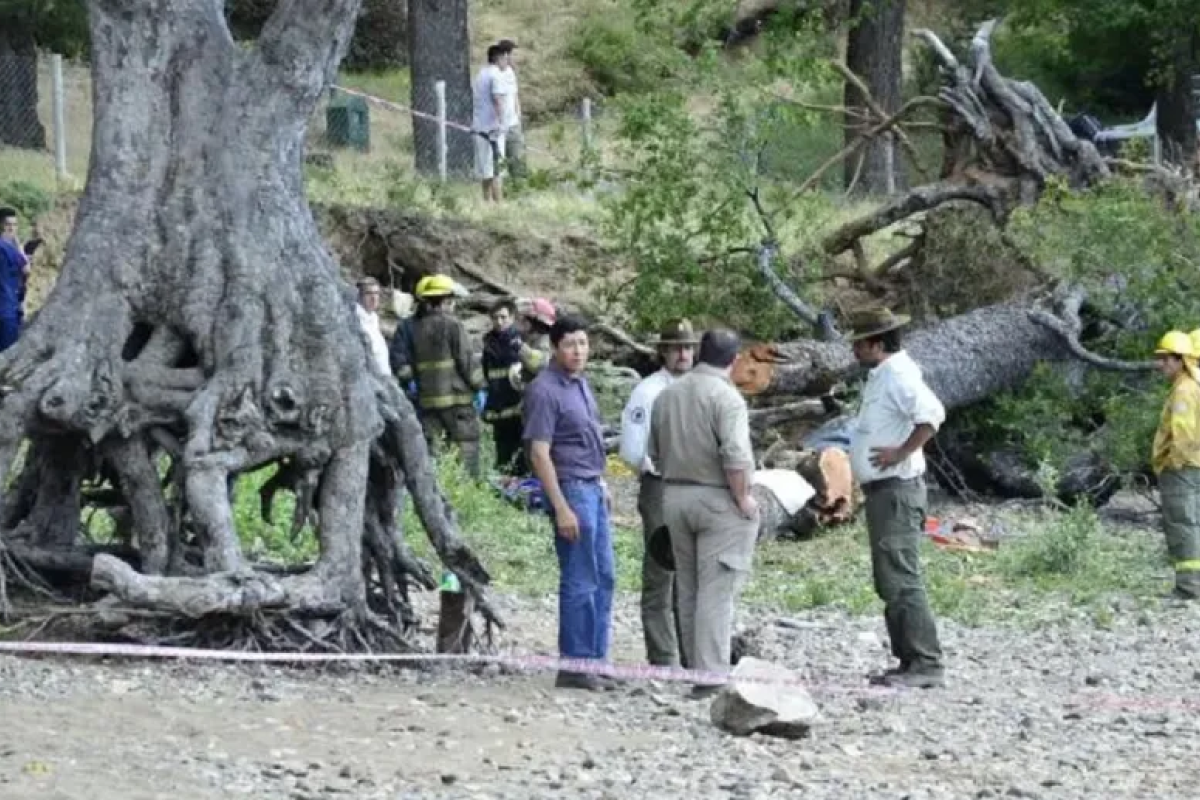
left=1189, top=329, right=1200, bottom=356
left=1155, top=330, right=1194, bottom=358
left=416, top=274, right=455, bottom=298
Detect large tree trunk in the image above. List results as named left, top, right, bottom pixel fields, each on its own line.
left=408, top=0, right=474, bottom=177
left=844, top=0, right=906, bottom=194
left=1154, top=32, right=1198, bottom=169
left=0, top=0, right=498, bottom=647
left=227, top=0, right=408, bottom=70
left=735, top=297, right=1143, bottom=409
left=0, top=10, right=47, bottom=150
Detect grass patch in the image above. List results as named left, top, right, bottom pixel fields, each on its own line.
left=78, top=431, right=1167, bottom=632
left=403, top=445, right=643, bottom=595
left=746, top=502, right=1166, bottom=627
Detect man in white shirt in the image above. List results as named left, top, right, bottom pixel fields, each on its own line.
left=494, top=39, right=525, bottom=179
left=619, top=319, right=698, bottom=667
left=848, top=308, right=946, bottom=689
left=354, top=277, right=391, bottom=375
left=471, top=45, right=510, bottom=202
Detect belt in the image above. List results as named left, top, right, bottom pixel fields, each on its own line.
left=663, top=478, right=726, bottom=488
left=860, top=475, right=923, bottom=492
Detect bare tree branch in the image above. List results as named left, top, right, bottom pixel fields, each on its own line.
left=831, top=60, right=931, bottom=180
left=1028, top=288, right=1154, bottom=373
left=793, top=96, right=944, bottom=196
left=822, top=182, right=1005, bottom=256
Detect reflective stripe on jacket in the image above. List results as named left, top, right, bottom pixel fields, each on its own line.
left=1152, top=373, right=1200, bottom=474
left=411, top=308, right=483, bottom=410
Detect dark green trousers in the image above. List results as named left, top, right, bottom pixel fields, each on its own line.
left=863, top=476, right=943, bottom=670
left=637, top=475, right=686, bottom=667
left=1159, top=467, right=1200, bottom=597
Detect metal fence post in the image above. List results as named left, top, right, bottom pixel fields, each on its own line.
left=581, top=97, right=593, bottom=160
left=434, top=80, right=447, bottom=182
left=884, top=132, right=896, bottom=195
left=51, top=54, right=68, bottom=184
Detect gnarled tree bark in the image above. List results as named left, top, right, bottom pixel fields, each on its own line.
left=0, top=0, right=499, bottom=648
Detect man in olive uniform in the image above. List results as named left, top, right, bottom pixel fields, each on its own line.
left=1151, top=330, right=1200, bottom=600
left=847, top=308, right=946, bottom=689
left=619, top=319, right=698, bottom=668
left=406, top=274, right=485, bottom=477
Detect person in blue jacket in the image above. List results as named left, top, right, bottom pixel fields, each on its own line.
left=0, top=208, right=30, bottom=352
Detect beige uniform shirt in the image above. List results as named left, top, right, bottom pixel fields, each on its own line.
left=648, top=364, right=755, bottom=488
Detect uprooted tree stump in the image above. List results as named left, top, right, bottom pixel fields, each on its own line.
left=0, top=0, right=499, bottom=648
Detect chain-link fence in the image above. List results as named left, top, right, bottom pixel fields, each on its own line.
left=2, top=52, right=597, bottom=197
left=0, top=52, right=92, bottom=188
left=309, top=77, right=598, bottom=186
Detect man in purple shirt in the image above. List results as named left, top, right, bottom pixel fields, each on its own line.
left=523, top=314, right=615, bottom=691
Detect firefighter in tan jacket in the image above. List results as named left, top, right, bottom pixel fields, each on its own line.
left=1153, top=330, right=1200, bottom=600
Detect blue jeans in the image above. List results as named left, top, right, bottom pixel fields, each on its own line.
left=551, top=479, right=615, bottom=661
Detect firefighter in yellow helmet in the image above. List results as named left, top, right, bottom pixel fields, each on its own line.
left=1152, top=330, right=1200, bottom=599
left=405, top=274, right=485, bottom=477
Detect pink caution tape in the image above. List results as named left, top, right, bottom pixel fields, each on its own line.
left=2, top=639, right=1198, bottom=713
left=0, top=638, right=882, bottom=695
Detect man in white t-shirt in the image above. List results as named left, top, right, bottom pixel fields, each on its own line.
left=472, top=44, right=511, bottom=202
left=495, top=39, right=525, bottom=179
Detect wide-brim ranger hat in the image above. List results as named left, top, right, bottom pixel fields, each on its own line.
left=654, top=318, right=701, bottom=346
left=847, top=307, right=911, bottom=342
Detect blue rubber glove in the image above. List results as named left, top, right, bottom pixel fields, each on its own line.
left=473, top=389, right=487, bottom=413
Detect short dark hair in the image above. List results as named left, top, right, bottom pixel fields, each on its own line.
left=698, top=329, right=741, bottom=368
left=550, top=314, right=588, bottom=347
left=486, top=44, right=503, bottom=63
left=496, top=39, right=517, bottom=53
left=860, top=329, right=902, bottom=353
left=0, top=207, right=16, bottom=224
left=490, top=298, right=517, bottom=317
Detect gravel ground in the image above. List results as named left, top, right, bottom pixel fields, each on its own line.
left=2, top=585, right=1199, bottom=800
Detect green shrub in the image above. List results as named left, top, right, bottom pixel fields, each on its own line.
left=953, top=177, right=1200, bottom=480
left=566, top=7, right=683, bottom=96
left=999, top=500, right=1101, bottom=579
left=0, top=179, right=53, bottom=222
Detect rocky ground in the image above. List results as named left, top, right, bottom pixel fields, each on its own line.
left=2, top=581, right=1199, bottom=800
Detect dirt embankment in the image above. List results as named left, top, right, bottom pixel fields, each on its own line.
left=27, top=199, right=618, bottom=334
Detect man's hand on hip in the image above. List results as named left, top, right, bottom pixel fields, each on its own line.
left=869, top=446, right=905, bottom=470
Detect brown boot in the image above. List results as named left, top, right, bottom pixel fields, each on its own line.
left=554, top=670, right=602, bottom=691
left=881, top=665, right=944, bottom=689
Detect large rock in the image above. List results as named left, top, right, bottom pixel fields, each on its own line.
left=709, top=657, right=820, bottom=739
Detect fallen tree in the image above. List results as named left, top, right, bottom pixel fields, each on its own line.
left=733, top=289, right=1151, bottom=405
left=0, top=0, right=499, bottom=648
left=600, top=19, right=1159, bottom=519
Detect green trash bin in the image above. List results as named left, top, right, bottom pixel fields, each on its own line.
left=325, top=94, right=370, bottom=152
